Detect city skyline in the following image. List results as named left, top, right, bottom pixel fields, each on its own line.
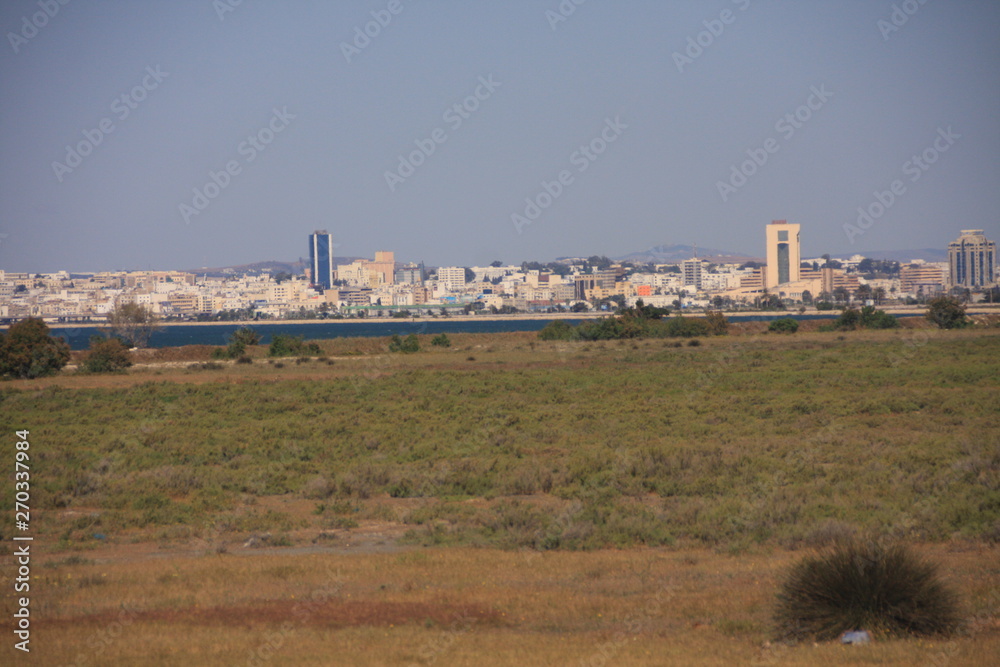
left=1, top=2, right=998, bottom=273
left=1, top=221, right=993, bottom=328
left=0, top=236, right=961, bottom=276
left=0, top=230, right=968, bottom=276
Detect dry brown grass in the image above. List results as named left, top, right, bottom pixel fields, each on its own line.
left=11, top=544, right=998, bottom=666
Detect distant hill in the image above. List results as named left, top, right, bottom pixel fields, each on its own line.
left=852, top=248, right=949, bottom=263
left=185, top=258, right=362, bottom=278
left=617, top=244, right=762, bottom=264
left=185, top=260, right=303, bottom=278
left=620, top=244, right=949, bottom=265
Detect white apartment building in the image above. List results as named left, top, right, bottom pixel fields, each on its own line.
left=700, top=273, right=740, bottom=291
left=470, top=265, right=519, bottom=282
left=437, top=266, right=466, bottom=292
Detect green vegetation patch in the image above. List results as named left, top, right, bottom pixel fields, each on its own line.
left=2, top=332, right=998, bottom=549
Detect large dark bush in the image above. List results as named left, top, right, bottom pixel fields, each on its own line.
left=79, top=336, right=132, bottom=374
left=0, top=318, right=71, bottom=379
left=774, top=538, right=961, bottom=641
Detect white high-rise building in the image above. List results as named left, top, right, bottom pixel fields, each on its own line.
left=681, top=259, right=703, bottom=289
left=437, top=266, right=466, bottom=291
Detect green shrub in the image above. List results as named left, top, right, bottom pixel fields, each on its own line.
left=0, top=318, right=71, bottom=379
left=774, top=538, right=961, bottom=640
left=926, top=296, right=970, bottom=329
left=769, top=318, right=799, bottom=334
left=661, top=316, right=709, bottom=338
left=79, top=336, right=132, bottom=373
left=861, top=307, right=899, bottom=329
left=835, top=306, right=899, bottom=331
left=618, top=300, right=670, bottom=321
left=574, top=317, right=631, bottom=341
left=573, top=301, right=675, bottom=341
left=538, top=320, right=574, bottom=341
left=224, top=327, right=260, bottom=358
left=704, top=310, right=729, bottom=335
left=388, top=334, right=420, bottom=353
left=836, top=307, right=861, bottom=330
left=815, top=301, right=835, bottom=311
left=540, top=304, right=713, bottom=342
left=105, top=302, right=160, bottom=348
left=431, top=334, right=452, bottom=347
left=323, top=516, right=359, bottom=530
left=269, top=334, right=321, bottom=357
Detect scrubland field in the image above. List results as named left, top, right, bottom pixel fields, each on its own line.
left=1, top=324, right=998, bottom=665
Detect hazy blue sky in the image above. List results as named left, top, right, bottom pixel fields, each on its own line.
left=1, top=0, right=997, bottom=272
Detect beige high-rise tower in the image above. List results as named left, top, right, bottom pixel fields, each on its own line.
left=948, top=230, right=996, bottom=288
left=765, top=220, right=801, bottom=289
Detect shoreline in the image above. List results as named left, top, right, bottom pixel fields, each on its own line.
left=7, top=304, right=998, bottom=330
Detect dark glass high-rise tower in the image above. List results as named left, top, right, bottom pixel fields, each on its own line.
left=309, top=231, right=334, bottom=289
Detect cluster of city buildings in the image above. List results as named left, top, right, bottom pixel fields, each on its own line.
left=1, top=226, right=995, bottom=323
